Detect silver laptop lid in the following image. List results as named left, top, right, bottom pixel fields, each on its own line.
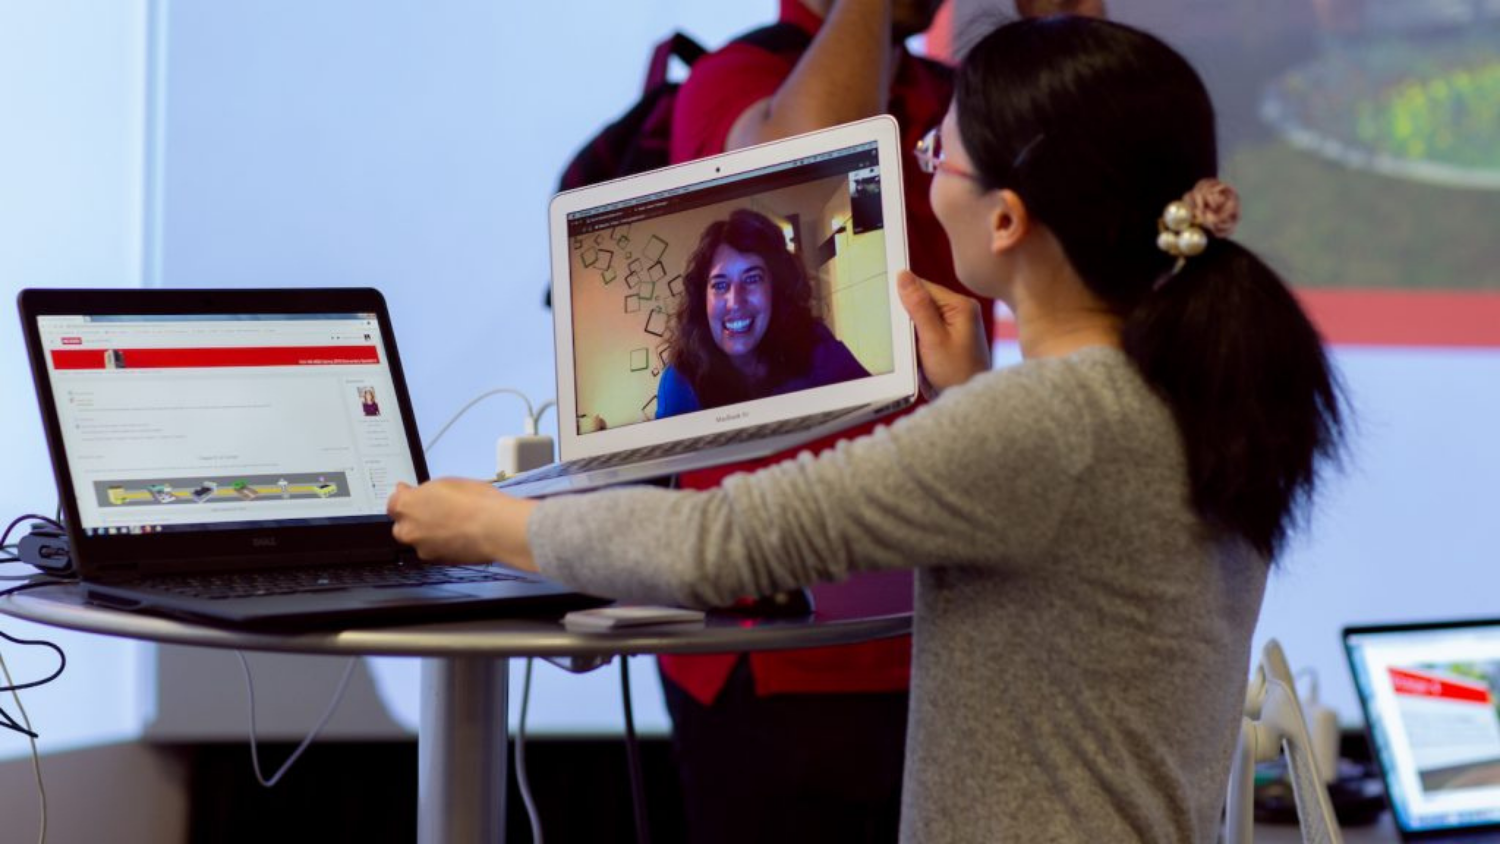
left=547, top=115, right=916, bottom=462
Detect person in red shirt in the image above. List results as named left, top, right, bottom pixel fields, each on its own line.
left=661, top=1, right=1101, bottom=840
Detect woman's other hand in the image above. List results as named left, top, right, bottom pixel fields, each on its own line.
left=387, top=479, right=539, bottom=572
left=898, top=270, right=990, bottom=393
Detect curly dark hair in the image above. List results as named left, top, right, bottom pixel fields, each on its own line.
left=665, top=208, right=820, bottom=409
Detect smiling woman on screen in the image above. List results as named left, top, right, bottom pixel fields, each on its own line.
left=655, top=208, right=870, bottom=418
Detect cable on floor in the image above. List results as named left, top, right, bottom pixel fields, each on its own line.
left=516, top=656, right=544, bottom=843
left=236, top=652, right=357, bottom=787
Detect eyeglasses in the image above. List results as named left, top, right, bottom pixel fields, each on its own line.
left=914, top=126, right=983, bottom=182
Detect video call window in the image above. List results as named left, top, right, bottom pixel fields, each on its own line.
left=564, top=144, right=894, bottom=434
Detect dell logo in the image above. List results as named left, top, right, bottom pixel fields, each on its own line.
left=251, top=537, right=277, bottom=548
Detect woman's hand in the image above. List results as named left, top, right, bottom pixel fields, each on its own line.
left=898, top=270, right=991, bottom=393
left=387, top=479, right=539, bottom=572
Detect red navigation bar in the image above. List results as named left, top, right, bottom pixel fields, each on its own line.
left=1390, top=666, right=1494, bottom=705
left=50, top=346, right=381, bottom=370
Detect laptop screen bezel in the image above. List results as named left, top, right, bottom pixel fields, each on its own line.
left=1343, top=617, right=1500, bottom=839
left=546, top=115, right=917, bottom=462
left=17, top=286, right=430, bottom=578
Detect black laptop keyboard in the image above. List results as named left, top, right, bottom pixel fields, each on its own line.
left=137, top=563, right=526, bottom=600
left=503, top=407, right=859, bottom=485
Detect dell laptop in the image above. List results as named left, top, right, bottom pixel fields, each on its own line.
left=18, top=286, right=602, bottom=630
left=499, top=115, right=919, bottom=497
left=1345, top=618, right=1500, bottom=841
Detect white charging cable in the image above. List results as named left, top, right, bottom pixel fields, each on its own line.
left=533, top=399, right=556, bottom=434
left=516, top=657, right=544, bottom=844
left=422, top=388, right=556, bottom=479
left=424, top=388, right=538, bottom=452
left=227, top=390, right=552, bottom=792
left=236, top=652, right=358, bottom=788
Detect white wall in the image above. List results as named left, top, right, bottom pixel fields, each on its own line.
left=1255, top=347, right=1500, bottom=722
left=0, top=1, right=148, bottom=516
left=0, top=0, right=156, bottom=763
left=151, top=0, right=776, bottom=481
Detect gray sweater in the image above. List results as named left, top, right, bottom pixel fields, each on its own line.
left=530, top=346, right=1268, bottom=843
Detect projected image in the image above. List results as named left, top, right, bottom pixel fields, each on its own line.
left=566, top=169, right=893, bottom=433
left=942, top=1, right=1500, bottom=347
left=1243, top=2, right=1500, bottom=303
left=1387, top=660, right=1500, bottom=793
left=1127, top=0, right=1500, bottom=354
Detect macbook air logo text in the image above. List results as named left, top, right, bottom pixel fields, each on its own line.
left=715, top=411, right=747, bottom=424
left=251, top=537, right=277, bottom=548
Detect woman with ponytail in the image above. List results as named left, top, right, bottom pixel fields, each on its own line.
left=390, top=14, right=1347, bottom=842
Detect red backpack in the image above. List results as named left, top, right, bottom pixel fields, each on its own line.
left=546, top=24, right=811, bottom=307
left=555, top=32, right=706, bottom=192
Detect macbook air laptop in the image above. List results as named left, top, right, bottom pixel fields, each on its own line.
left=1344, top=618, right=1500, bottom=841
left=18, top=287, right=602, bottom=630
left=499, top=115, right=919, bottom=497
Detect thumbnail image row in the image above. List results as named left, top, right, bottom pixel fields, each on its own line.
left=99, top=474, right=350, bottom=506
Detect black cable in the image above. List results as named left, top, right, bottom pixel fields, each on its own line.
left=620, top=657, right=651, bottom=844
left=0, top=577, right=72, bottom=739
left=1, top=510, right=74, bottom=742
left=0, top=515, right=63, bottom=550
left=0, top=703, right=38, bottom=739
left=0, top=629, right=66, bottom=694
left=0, top=578, right=79, bottom=598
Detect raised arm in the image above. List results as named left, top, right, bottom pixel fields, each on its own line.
left=724, top=1, right=1108, bottom=151
left=725, top=0, right=895, bottom=150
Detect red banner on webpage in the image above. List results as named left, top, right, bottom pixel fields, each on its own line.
left=1390, top=667, right=1494, bottom=705
left=50, top=346, right=381, bottom=370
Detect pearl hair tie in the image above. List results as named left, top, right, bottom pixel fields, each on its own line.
left=1156, top=177, right=1241, bottom=270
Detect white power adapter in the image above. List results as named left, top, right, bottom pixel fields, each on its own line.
left=497, top=435, right=554, bottom=478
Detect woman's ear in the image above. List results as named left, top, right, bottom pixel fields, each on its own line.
left=988, top=188, right=1031, bottom=256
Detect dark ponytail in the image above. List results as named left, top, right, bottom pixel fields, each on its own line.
left=957, top=17, right=1347, bottom=560
left=1122, top=242, right=1345, bottom=558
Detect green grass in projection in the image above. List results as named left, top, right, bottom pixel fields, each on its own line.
left=1232, top=26, right=1500, bottom=291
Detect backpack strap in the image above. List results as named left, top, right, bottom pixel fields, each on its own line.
left=730, top=21, right=813, bottom=56
left=640, top=22, right=809, bottom=96
left=644, top=32, right=709, bottom=95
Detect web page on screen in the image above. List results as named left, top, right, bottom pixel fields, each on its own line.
left=1350, top=627, right=1500, bottom=832
left=36, top=313, right=418, bottom=535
